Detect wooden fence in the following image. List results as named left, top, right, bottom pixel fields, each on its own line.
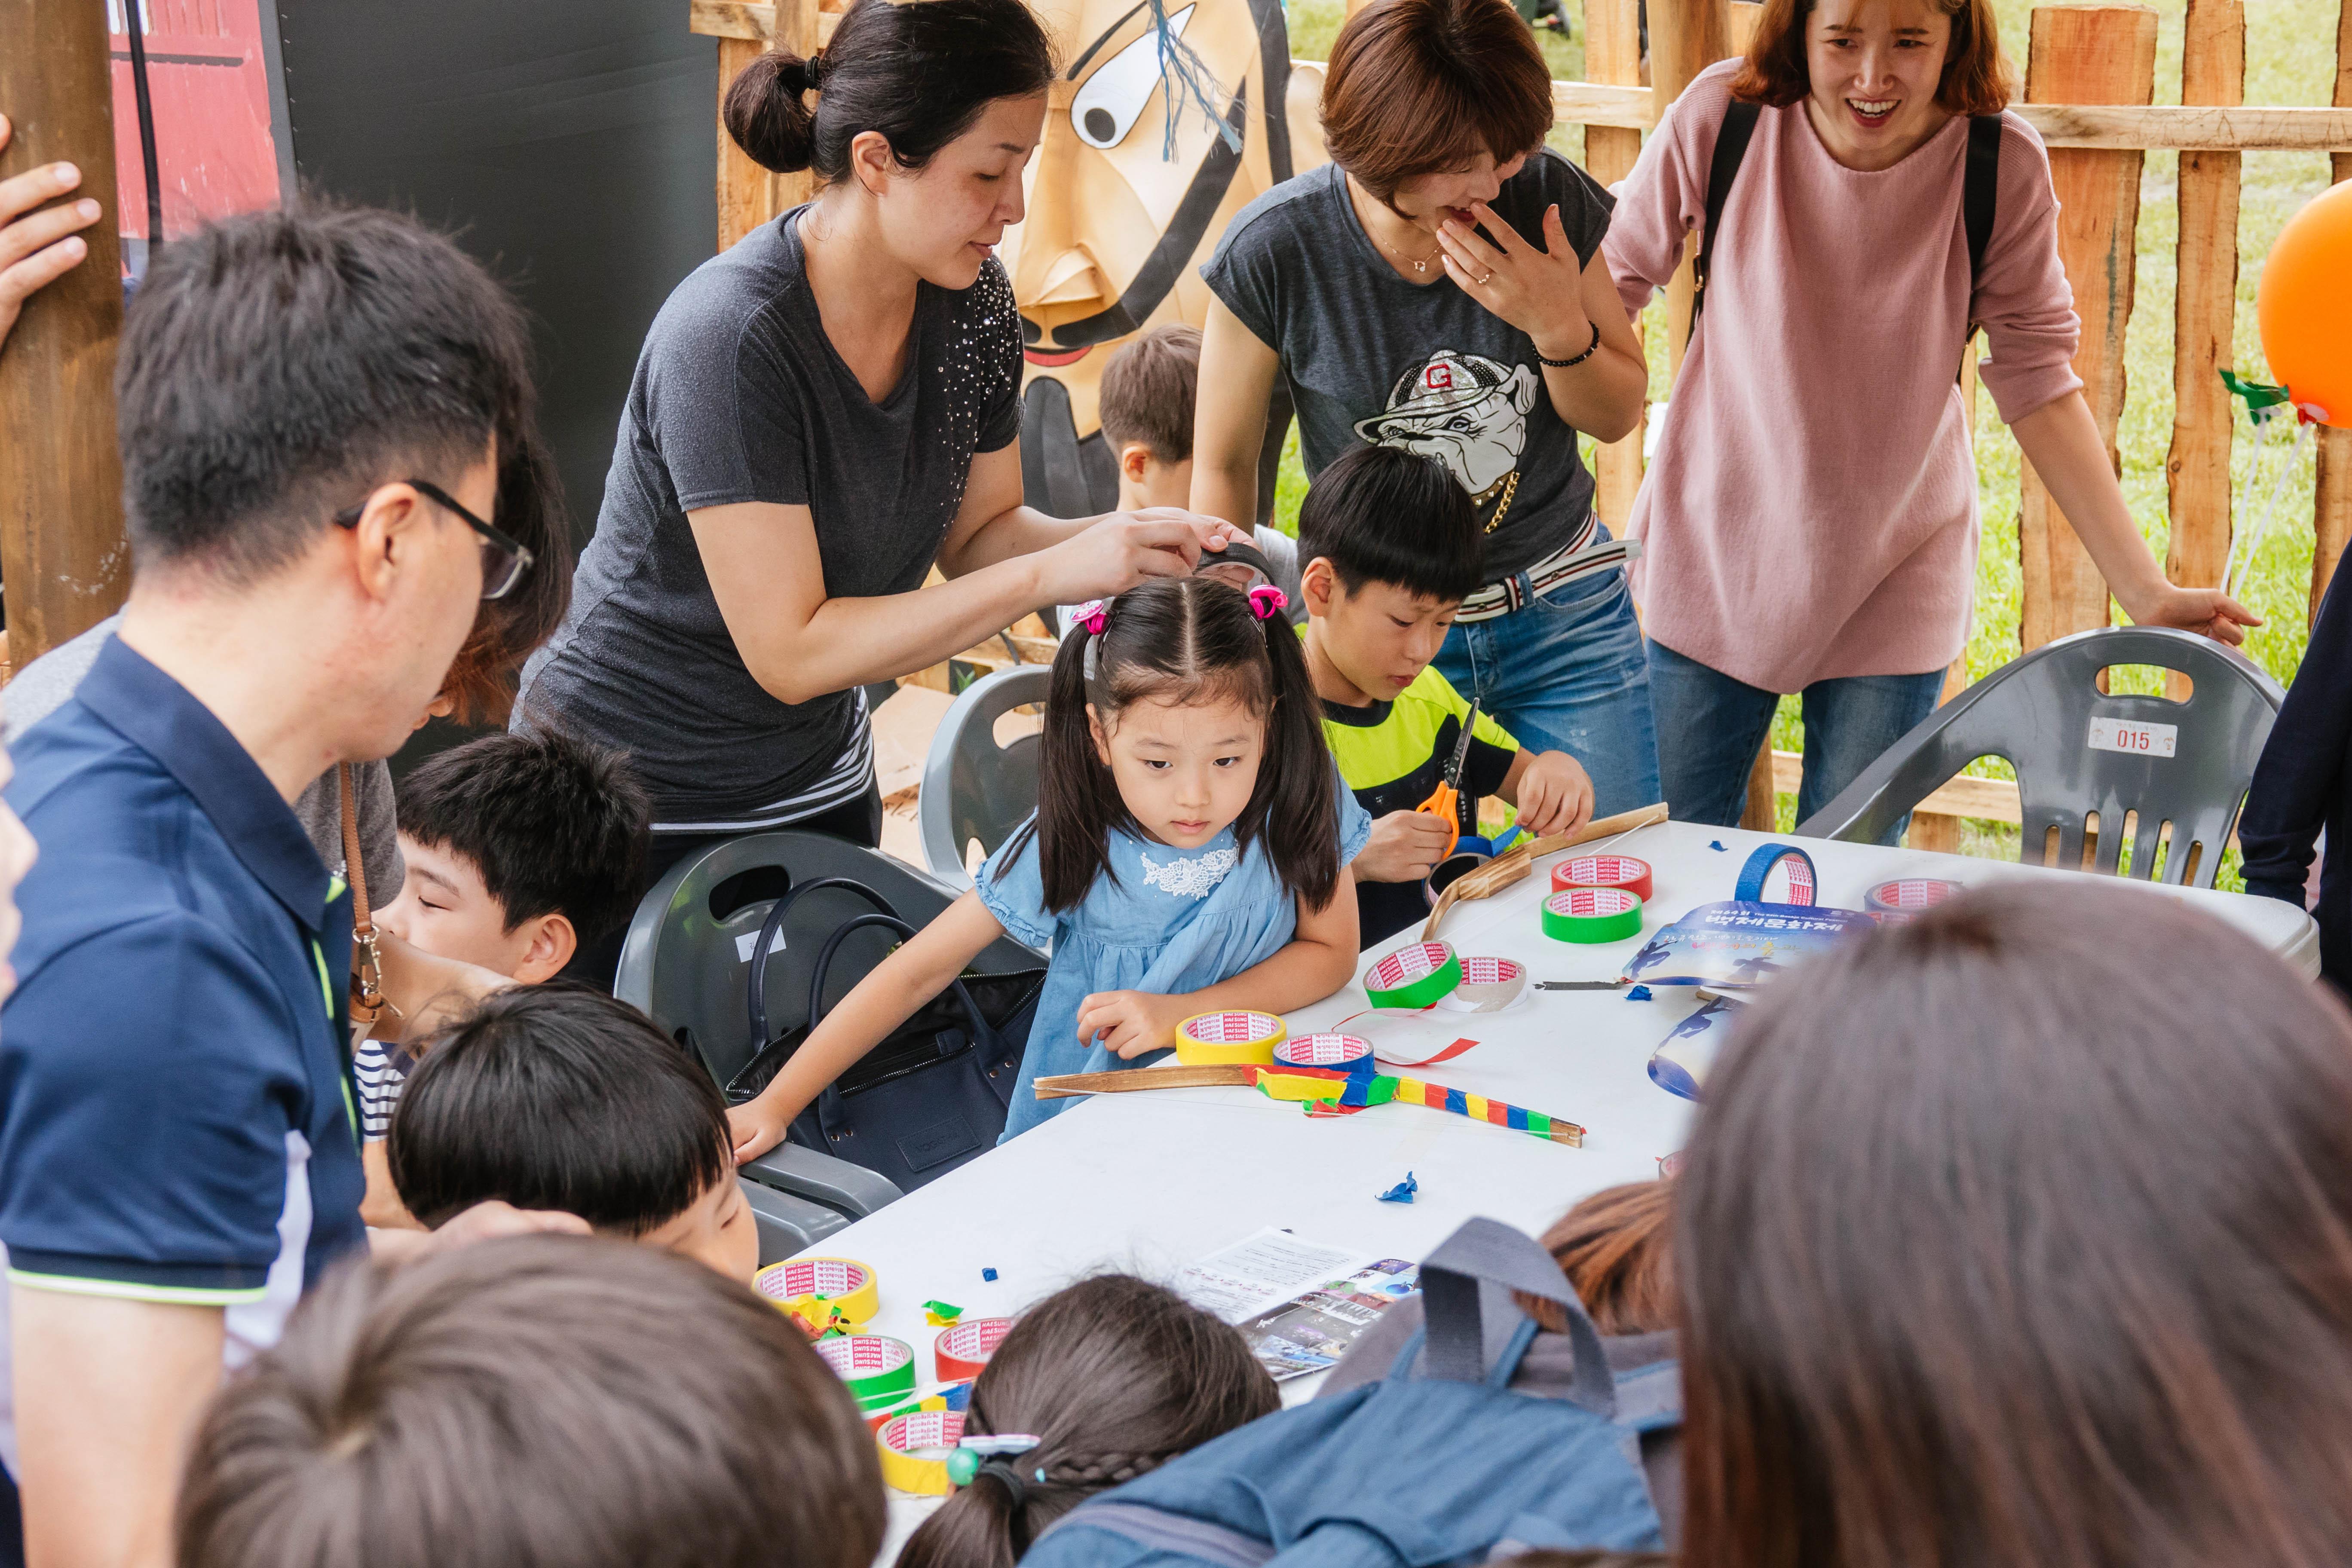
left=693, top=0, right=2352, bottom=854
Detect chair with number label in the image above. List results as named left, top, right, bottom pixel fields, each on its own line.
left=920, top=665, right=1050, bottom=889
left=1797, top=626, right=2285, bottom=888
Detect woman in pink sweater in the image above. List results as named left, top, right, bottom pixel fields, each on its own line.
left=1605, top=0, right=2256, bottom=833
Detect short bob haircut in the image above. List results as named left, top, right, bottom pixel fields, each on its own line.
left=1678, top=881, right=2352, bottom=1568
left=1320, top=0, right=1556, bottom=205
left=1729, top=0, right=2014, bottom=117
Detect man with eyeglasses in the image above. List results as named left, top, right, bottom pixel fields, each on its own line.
left=0, top=204, right=583, bottom=1568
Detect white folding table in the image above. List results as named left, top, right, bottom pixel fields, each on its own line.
left=812, top=820, right=2316, bottom=1556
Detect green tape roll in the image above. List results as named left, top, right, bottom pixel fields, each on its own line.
left=815, top=1334, right=917, bottom=1408
left=1363, top=940, right=1463, bottom=1008
left=1542, top=887, right=1644, bottom=944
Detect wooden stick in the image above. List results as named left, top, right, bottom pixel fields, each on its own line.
left=1421, top=802, right=1669, bottom=941
left=1032, top=1066, right=1257, bottom=1098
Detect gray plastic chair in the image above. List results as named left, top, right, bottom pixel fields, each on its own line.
left=738, top=1178, right=851, bottom=1264
left=920, top=665, right=1050, bottom=888
left=616, top=830, right=1044, bottom=1225
left=1797, top=626, right=2285, bottom=888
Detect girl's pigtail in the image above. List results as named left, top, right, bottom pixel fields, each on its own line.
left=893, top=1462, right=1025, bottom=1568
left=1252, top=610, right=1342, bottom=910
left=1023, top=620, right=1125, bottom=911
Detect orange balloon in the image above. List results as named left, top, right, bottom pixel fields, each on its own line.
left=2258, top=180, right=2352, bottom=428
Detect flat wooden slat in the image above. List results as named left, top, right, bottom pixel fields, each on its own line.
left=691, top=0, right=773, bottom=40
left=714, top=0, right=817, bottom=252
left=1528, top=79, right=2352, bottom=150
left=2163, top=0, right=2244, bottom=662
left=0, top=0, right=131, bottom=661
left=1770, top=751, right=2022, bottom=822
left=2018, top=3, right=2156, bottom=653
left=1649, top=0, right=1734, bottom=382
left=1583, top=0, right=1647, bottom=532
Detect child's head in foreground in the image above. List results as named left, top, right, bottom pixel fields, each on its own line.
left=1098, top=324, right=1200, bottom=511
left=898, top=1273, right=1279, bottom=1568
left=1517, top=1177, right=1674, bottom=1338
left=1023, top=573, right=1339, bottom=910
left=1678, top=880, right=2352, bottom=1568
left=176, top=1235, right=883, bottom=1568
left=381, top=726, right=649, bottom=981
left=388, top=985, right=757, bottom=1282
left=1298, top=443, right=1482, bottom=704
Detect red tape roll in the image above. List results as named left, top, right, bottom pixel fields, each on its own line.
left=1552, top=854, right=1654, bottom=903
left=934, top=1317, right=1014, bottom=1381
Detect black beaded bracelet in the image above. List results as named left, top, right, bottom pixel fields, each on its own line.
left=1537, top=319, right=1602, bottom=369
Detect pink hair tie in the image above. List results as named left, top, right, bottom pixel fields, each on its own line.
left=1247, top=585, right=1288, bottom=621
left=1072, top=600, right=1109, bottom=636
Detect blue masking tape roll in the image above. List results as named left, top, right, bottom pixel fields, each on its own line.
left=1732, top=842, right=1819, bottom=906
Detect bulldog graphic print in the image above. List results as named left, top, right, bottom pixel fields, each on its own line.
left=1353, top=349, right=1540, bottom=534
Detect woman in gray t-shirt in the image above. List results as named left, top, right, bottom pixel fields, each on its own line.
left=517, top=0, right=1236, bottom=914
left=1194, top=0, right=1658, bottom=824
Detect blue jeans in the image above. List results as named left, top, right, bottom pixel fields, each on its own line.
left=1647, top=639, right=1943, bottom=840
left=1432, top=536, right=1661, bottom=818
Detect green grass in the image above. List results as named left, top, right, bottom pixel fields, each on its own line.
left=1274, top=0, right=2341, bottom=878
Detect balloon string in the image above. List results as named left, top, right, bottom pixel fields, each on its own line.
left=2220, top=416, right=2314, bottom=604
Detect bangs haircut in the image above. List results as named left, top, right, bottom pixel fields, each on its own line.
left=396, top=726, right=650, bottom=944
left=1730, top=0, right=2014, bottom=115
left=1320, top=0, right=1556, bottom=205
left=387, top=985, right=731, bottom=1236
left=1098, top=325, right=1201, bottom=465
left=1006, top=575, right=1341, bottom=913
left=1298, top=443, right=1484, bottom=603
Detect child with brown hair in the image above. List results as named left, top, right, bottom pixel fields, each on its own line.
left=175, top=1234, right=883, bottom=1568
left=897, top=1274, right=1279, bottom=1567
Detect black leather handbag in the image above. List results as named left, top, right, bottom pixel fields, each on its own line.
left=725, top=878, right=1042, bottom=1191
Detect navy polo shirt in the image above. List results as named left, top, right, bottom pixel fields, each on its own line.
left=0, top=637, right=366, bottom=1399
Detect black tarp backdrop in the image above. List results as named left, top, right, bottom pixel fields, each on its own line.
left=273, top=0, right=719, bottom=772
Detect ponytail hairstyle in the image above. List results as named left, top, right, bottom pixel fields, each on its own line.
left=1008, top=573, right=1341, bottom=913
left=722, top=0, right=1054, bottom=181
left=896, top=1274, right=1278, bottom=1568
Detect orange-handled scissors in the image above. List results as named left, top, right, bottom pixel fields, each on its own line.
left=1415, top=703, right=1480, bottom=858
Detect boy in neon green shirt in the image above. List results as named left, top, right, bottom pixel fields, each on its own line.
left=1298, top=446, right=1594, bottom=946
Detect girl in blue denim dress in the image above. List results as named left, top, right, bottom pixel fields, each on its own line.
left=726, top=574, right=1369, bottom=1159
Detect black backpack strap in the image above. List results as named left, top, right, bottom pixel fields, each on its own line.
left=1690, top=97, right=1761, bottom=335
left=1957, top=113, right=2002, bottom=380
left=1962, top=113, right=2001, bottom=285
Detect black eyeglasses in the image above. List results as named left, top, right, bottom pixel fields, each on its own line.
left=334, top=478, right=534, bottom=601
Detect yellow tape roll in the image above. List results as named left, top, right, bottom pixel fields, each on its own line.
left=876, top=1409, right=965, bottom=1496
left=1173, top=1009, right=1287, bottom=1066
left=753, top=1256, right=879, bottom=1335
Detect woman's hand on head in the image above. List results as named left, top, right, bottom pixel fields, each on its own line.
left=1074, top=989, right=1185, bottom=1060
left=1435, top=202, right=1592, bottom=359
left=1041, top=510, right=1246, bottom=605
left=2125, top=584, right=2262, bottom=646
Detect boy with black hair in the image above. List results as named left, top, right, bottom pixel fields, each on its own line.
left=389, top=986, right=758, bottom=1283
left=383, top=728, right=650, bottom=988
left=1300, top=444, right=1595, bottom=946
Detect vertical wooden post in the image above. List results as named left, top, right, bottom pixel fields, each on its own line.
left=716, top=0, right=819, bottom=252
left=1586, top=0, right=1646, bottom=532
left=2016, top=2, right=2156, bottom=652
left=0, top=0, right=131, bottom=663
left=2162, top=0, right=2243, bottom=671
left=2312, top=0, right=2352, bottom=619
left=1651, top=0, right=1734, bottom=382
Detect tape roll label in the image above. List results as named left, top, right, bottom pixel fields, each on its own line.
left=1867, top=877, right=1962, bottom=913
left=877, top=1410, right=967, bottom=1496
left=1544, top=887, right=1645, bottom=944
left=935, top=1317, right=1014, bottom=1381
left=1175, top=1009, right=1287, bottom=1066
left=1274, top=1032, right=1373, bottom=1069
left=1733, top=843, right=1818, bottom=907
left=1555, top=854, right=1654, bottom=903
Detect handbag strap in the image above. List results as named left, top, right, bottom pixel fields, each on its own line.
left=746, top=876, right=902, bottom=1050
left=1689, top=96, right=1761, bottom=337
left=806, top=913, right=990, bottom=1042
left=340, top=763, right=388, bottom=1018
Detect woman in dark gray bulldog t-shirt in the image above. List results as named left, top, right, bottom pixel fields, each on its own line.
left=1193, top=0, right=1657, bottom=855
left=518, top=0, right=1235, bottom=943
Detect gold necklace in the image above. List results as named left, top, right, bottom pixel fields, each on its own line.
left=1348, top=179, right=1445, bottom=275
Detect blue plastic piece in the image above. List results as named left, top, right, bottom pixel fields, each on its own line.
left=982, top=1267, right=999, bottom=1282
left=1376, top=1172, right=1419, bottom=1204
left=1624, top=984, right=1653, bottom=1001
left=1708, top=839, right=1727, bottom=851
